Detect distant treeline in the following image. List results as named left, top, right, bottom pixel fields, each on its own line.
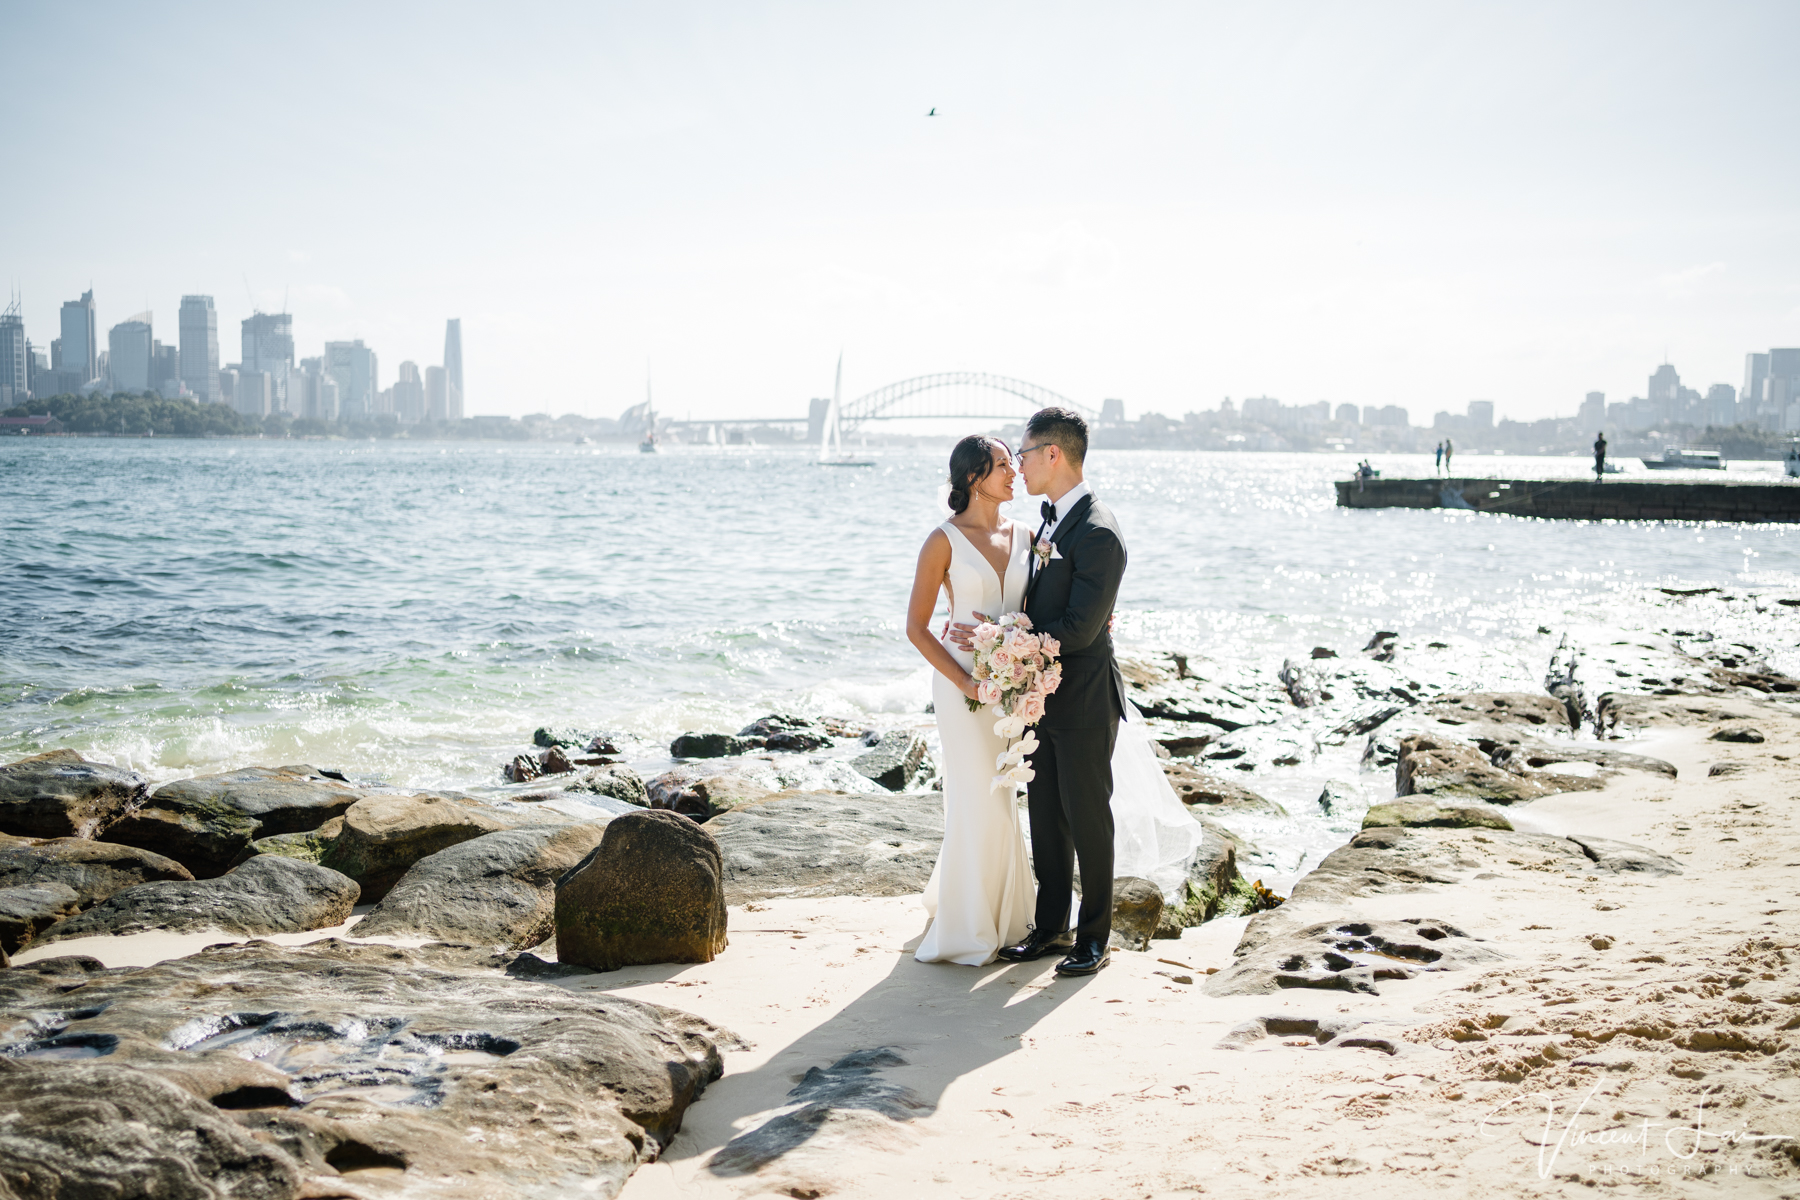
left=6, top=392, right=257, bottom=436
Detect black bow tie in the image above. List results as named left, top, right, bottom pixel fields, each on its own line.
left=1040, top=501, right=1057, bottom=525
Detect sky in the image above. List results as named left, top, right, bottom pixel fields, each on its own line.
left=5, top=1, right=1798, bottom=424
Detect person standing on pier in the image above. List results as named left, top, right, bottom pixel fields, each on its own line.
left=1435, top=441, right=1444, bottom=473
left=1594, top=431, right=1608, bottom=481
left=1444, top=437, right=1454, bottom=474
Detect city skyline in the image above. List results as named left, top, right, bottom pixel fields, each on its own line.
left=3, top=4, right=1798, bottom=421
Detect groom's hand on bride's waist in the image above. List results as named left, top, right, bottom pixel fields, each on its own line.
left=946, top=622, right=978, bottom=651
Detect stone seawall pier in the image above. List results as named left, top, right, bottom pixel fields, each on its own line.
left=1335, top=476, right=1800, bottom=522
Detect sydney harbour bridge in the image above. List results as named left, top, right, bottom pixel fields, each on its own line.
left=660, top=371, right=1101, bottom=445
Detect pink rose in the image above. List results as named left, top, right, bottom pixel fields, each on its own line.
left=1011, top=613, right=1033, bottom=631
left=976, top=680, right=1001, bottom=705
left=1041, top=664, right=1062, bottom=695
left=1017, top=694, right=1046, bottom=724
left=989, top=647, right=1015, bottom=671
left=1038, top=635, right=1060, bottom=658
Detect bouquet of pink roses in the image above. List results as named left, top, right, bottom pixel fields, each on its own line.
left=965, top=611, right=1062, bottom=793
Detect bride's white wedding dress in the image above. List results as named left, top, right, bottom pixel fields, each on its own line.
left=917, top=517, right=1205, bottom=967
left=917, top=519, right=1036, bottom=966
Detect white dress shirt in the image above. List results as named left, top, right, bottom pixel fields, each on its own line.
left=1040, top=480, right=1092, bottom=541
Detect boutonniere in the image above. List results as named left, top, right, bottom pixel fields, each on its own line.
left=1033, top=538, right=1059, bottom=568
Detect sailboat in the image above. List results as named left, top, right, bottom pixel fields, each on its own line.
left=817, top=353, right=874, bottom=467
left=638, top=370, right=658, bottom=453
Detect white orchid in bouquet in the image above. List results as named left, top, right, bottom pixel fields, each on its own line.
left=964, top=611, right=1061, bottom=794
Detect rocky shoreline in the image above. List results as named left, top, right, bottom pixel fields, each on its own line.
left=1, top=587, right=1797, bottom=1196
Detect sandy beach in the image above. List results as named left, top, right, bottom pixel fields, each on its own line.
left=21, top=698, right=1796, bottom=1198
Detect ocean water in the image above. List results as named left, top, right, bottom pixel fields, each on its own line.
left=4, top=440, right=1796, bottom=837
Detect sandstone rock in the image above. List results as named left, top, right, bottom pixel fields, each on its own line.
left=1362, top=799, right=1514, bottom=831
left=1154, top=819, right=1248, bottom=937
left=0, top=939, right=728, bottom=1196
left=1707, top=761, right=1747, bottom=778
left=1396, top=734, right=1600, bottom=804
left=36, top=855, right=359, bottom=944
left=1161, top=763, right=1287, bottom=816
left=538, top=746, right=575, bottom=775
left=504, top=754, right=540, bottom=783
left=1121, top=653, right=1289, bottom=731
left=566, top=764, right=649, bottom=806
left=1109, top=878, right=1163, bottom=951
left=0, top=749, right=148, bottom=840
left=0, top=835, right=193, bottom=908
left=737, top=716, right=832, bottom=754
left=671, top=732, right=756, bottom=759
left=1429, top=692, right=1568, bottom=729
left=0, top=883, right=81, bottom=955
left=1564, top=834, right=1683, bottom=876
left=648, top=768, right=777, bottom=821
left=765, top=730, right=831, bottom=752
left=705, top=791, right=944, bottom=903
left=556, top=810, right=728, bottom=970
left=1217, top=1014, right=1407, bottom=1054
left=104, top=765, right=363, bottom=878
left=249, top=816, right=343, bottom=864
left=319, top=792, right=568, bottom=902
left=851, top=731, right=930, bottom=790
left=1710, top=725, right=1765, bottom=743
left=1205, top=917, right=1504, bottom=996
left=353, top=824, right=609, bottom=950
left=0, top=1057, right=305, bottom=1200
left=1317, top=779, right=1358, bottom=818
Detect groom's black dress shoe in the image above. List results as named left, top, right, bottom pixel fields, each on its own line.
left=1053, top=937, right=1110, bottom=976
left=996, top=928, right=1076, bottom=963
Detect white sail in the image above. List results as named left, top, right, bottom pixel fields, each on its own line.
left=818, top=352, right=843, bottom=463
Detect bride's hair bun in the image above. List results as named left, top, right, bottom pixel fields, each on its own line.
left=947, top=435, right=997, bottom=515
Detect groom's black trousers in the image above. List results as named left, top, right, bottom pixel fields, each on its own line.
left=1026, top=722, right=1119, bottom=944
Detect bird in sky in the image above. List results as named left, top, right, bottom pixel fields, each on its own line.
left=926, top=107, right=937, bottom=116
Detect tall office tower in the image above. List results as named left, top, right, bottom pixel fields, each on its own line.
left=1647, top=363, right=1680, bottom=425
left=1768, top=349, right=1800, bottom=431
left=1578, top=391, right=1605, bottom=429
left=108, top=314, right=154, bottom=392
left=151, top=342, right=182, bottom=396
left=218, top=367, right=238, bottom=408
left=1334, top=403, right=1359, bottom=425
left=1466, top=400, right=1494, bottom=428
left=179, top=296, right=220, bottom=403
left=59, top=290, right=98, bottom=384
left=425, top=365, right=448, bottom=421
left=295, top=357, right=338, bottom=422
left=1704, top=384, right=1737, bottom=427
left=241, top=312, right=295, bottom=411
left=324, top=340, right=378, bottom=421
left=392, top=361, right=425, bottom=423
left=1743, top=353, right=1770, bottom=426
left=443, top=319, right=463, bottom=418
left=26, top=343, right=47, bottom=397
left=236, top=370, right=271, bottom=418
left=0, top=301, right=26, bottom=406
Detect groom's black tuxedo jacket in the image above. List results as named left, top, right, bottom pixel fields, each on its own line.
left=1024, top=493, right=1128, bottom=730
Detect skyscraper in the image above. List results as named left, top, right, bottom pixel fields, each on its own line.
left=1647, top=363, right=1680, bottom=425
left=108, top=314, right=154, bottom=392
left=425, top=365, right=448, bottom=421
left=324, top=341, right=378, bottom=421
left=392, top=361, right=425, bottom=423
left=1704, top=384, right=1737, bottom=427
left=443, top=319, right=463, bottom=419
left=179, top=296, right=220, bottom=403
left=241, top=313, right=295, bottom=412
left=0, top=301, right=26, bottom=407
left=59, top=290, right=97, bottom=385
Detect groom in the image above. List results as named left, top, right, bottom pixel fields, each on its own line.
left=994, top=407, right=1128, bottom=975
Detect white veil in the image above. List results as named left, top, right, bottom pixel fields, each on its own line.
left=1109, top=700, right=1205, bottom=900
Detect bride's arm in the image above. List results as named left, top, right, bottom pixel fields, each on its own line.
left=906, top=530, right=978, bottom=700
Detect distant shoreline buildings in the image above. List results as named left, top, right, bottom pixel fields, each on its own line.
left=0, top=286, right=463, bottom=427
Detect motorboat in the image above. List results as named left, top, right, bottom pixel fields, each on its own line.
left=1640, top=446, right=1724, bottom=470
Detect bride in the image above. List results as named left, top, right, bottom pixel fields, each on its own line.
left=905, top=434, right=1203, bottom=966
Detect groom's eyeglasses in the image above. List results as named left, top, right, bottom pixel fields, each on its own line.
left=1012, top=444, right=1052, bottom=466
